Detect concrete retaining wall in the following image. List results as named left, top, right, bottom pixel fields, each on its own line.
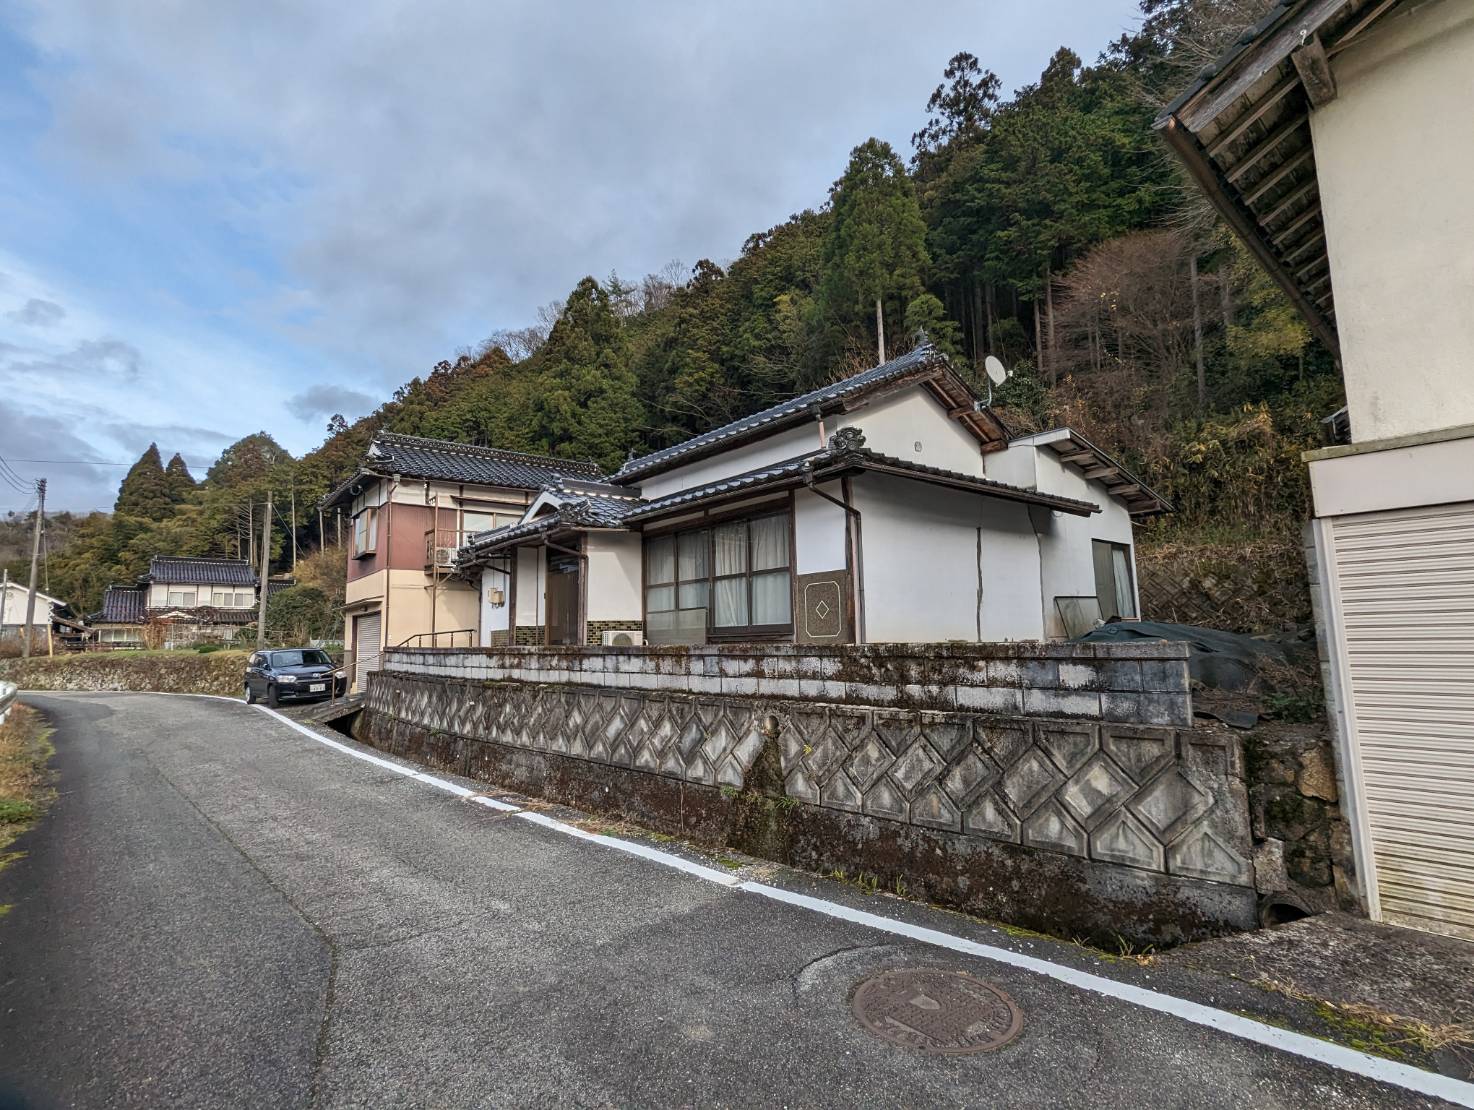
left=384, top=641, right=1194, bottom=727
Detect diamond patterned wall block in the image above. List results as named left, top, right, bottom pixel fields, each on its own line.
left=872, top=712, right=917, bottom=755
left=820, top=768, right=862, bottom=812
left=804, top=729, right=844, bottom=782
left=1060, top=753, right=1134, bottom=828
left=786, top=766, right=819, bottom=804
left=1130, top=769, right=1213, bottom=840
left=1022, top=799, right=1087, bottom=857
left=660, top=745, right=687, bottom=778
left=919, top=718, right=971, bottom=762
left=942, top=746, right=997, bottom=807
left=891, top=740, right=943, bottom=798
left=910, top=784, right=961, bottom=832
left=646, top=711, right=677, bottom=760
left=1090, top=810, right=1164, bottom=871
left=780, top=732, right=805, bottom=775
left=676, top=715, right=706, bottom=763
left=716, top=755, right=744, bottom=789
left=830, top=709, right=872, bottom=750
left=1102, top=727, right=1175, bottom=783
left=964, top=790, right=1021, bottom=842
left=974, top=721, right=1031, bottom=769
left=1167, top=825, right=1252, bottom=884
left=1039, top=724, right=1097, bottom=775
left=845, top=734, right=890, bottom=791
left=701, top=714, right=737, bottom=769
left=731, top=719, right=766, bottom=773
left=862, top=778, right=908, bottom=821
left=1000, top=749, right=1062, bottom=817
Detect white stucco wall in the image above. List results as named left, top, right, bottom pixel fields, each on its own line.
left=851, top=474, right=1044, bottom=643
left=585, top=532, right=643, bottom=623
left=514, top=545, right=544, bottom=629
left=0, top=584, right=58, bottom=627
left=832, top=388, right=984, bottom=476
left=1021, top=451, right=1138, bottom=637
left=793, top=484, right=848, bottom=575
left=1312, top=0, right=1474, bottom=442
left=635, top=382, right=985, bottom=500
left=479, top=568, right=510, bottom=646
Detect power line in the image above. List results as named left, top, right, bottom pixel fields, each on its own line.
left=3, top=457, right=219, bottom=467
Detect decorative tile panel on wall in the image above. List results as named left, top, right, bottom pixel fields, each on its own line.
left=366, top=671, right=1251, bottom=888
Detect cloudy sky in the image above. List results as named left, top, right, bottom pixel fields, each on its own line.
left=0, top=0, right=1141, bottom=512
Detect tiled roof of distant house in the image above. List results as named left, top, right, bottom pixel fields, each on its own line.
left=96, top=584, right=145, bottom=624
left=322, top=433, right=604, bottom=509
left=148, top=556, right=258, bottom=586
left=610, top=344, right=1008, bottom=483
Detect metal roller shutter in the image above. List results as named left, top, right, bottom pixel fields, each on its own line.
left=1330, top=501, right=1474, bottom=939
left=353, top=610, right=382, bottom=692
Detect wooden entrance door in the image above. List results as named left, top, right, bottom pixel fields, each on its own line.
left=545, top=550, right=582, bottom=645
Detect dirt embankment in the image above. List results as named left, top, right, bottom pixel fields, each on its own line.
left=0, top=651, right=248, bottom=698
left=1, top=703, right=54, bottom=864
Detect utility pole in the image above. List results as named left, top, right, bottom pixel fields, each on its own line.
left=1190, top=253, right=1206, bottom=409
left=248, top=501, right=255, bottom=568
left=290, top=481, right=298, bottom=573
left=874, top=298, right=886, bottom=365
left=21, top=479, right=45, bottom=659
left=318, top=507, right=325, bottom=552
left=255, top=489, right=272, bottom=646
left=0, top=567, right=9, bottom=638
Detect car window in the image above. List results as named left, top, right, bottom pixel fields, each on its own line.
left=269, top=649, right=332, bottom=667
left=248, top=653, right=262, bottom=667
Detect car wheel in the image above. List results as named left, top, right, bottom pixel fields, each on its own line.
left=266, top=684, right=280, bottom=709
left=245, top=683, right=256, bottom=705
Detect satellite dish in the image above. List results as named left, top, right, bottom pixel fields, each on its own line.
left=984, top=355, right=1010, bottom=387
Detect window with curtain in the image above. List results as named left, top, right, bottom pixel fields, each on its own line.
left=645, top=511, right=792, bottom=643
left=1092, top=540, right=1137, bottom=621
left=166, top=589, right=196, bottom=607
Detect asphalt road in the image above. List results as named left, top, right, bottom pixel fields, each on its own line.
left=0, top=692, right=1451, bottom=1108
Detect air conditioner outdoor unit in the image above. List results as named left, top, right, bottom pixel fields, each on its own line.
left=601, top=629, right=644, bottom=647
left=433, top=546, right=457, bottom=568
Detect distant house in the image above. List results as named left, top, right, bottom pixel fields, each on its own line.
left=458, top=344, right=1169, bottom=648
left=88, top=584, right=146, bottom=647
left=1157, top=0, right=1474, bottom=938
left=321, top=432, right=607, bottom=690
left=0, top=580, right=70, bottom=648
left=88, top=556, right=274, bottom=649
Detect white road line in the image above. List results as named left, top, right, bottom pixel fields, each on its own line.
left=516, top=811, right=744, bottom=887
left=234, top=696, right=1473, bottom=1105
left=740, top=883, right=1474, bottom=1107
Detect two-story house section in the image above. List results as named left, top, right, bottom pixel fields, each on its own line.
left=322, top=432, right=604, bottom=689
left=143, top=556, right=263, bottom=646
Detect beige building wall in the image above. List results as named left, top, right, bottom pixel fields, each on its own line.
left=1312, top=1, right=1474, bottom=442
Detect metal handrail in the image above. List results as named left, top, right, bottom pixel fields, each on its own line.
left=395, top=629, right=476, bottom=649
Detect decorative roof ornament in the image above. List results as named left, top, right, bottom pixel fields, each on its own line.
left=828, top=426, right=866, bottom=453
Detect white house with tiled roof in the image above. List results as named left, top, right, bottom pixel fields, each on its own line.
left=322, top=433, right=606, bottom=688
left=458, top=345, right=1169, bottom=649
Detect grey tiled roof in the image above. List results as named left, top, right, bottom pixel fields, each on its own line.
left=98, top=585, right=145, bottom=624
left=148, top=557, right=257, bottom=586
left=623, top=447, right=1100, bottom=521
left=610, top=344, right=947, bottom=482
left=462, top=491, right=645, bottom=555
left=368, top=433, right=602, bottom=489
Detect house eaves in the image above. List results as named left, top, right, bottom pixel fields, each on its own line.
left=1154, top=0, right=1413, bottom=363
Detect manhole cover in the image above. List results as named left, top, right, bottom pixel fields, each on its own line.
left=851, top=968, right=1023, bottom=1056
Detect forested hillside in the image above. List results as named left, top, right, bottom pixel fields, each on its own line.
left=15, top=0, right=1342, bottom=617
